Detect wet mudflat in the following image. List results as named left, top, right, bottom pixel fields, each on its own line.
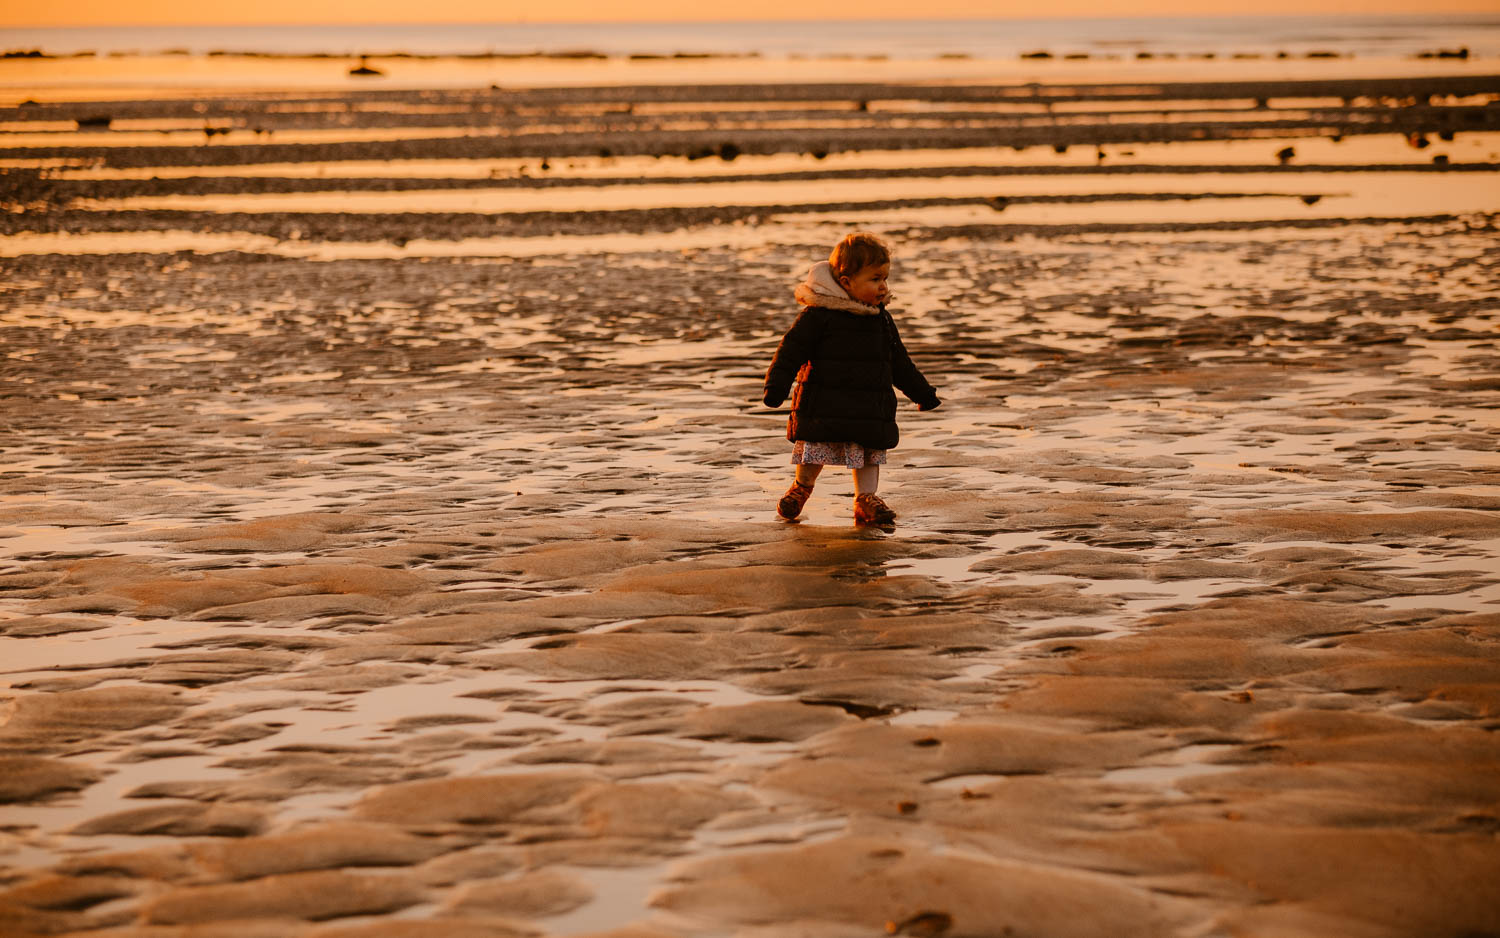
left=2, top=61, right=1500, bottom=938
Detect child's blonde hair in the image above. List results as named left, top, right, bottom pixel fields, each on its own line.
left=829, top=232, right=891, bottom=280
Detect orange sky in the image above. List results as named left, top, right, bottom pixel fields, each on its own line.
left=5, top=0, right=1496, bottom=28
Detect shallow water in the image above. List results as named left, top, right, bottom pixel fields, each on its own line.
left=65, top=173, right=1345, bottom=215
left=28, top=132, right=1499, bottom=181
left=2, top=50, right=1493, bottom=100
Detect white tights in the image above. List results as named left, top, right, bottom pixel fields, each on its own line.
left=795, top=463, right=879, bottom=495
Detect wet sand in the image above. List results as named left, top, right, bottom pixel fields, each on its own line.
left=2, top=56, right=1499, bottom=938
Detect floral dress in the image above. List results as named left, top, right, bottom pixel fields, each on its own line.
left=792, top=440, right=887, bottom=469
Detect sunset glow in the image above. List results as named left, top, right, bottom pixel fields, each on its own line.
left=8, top=0, right=1500, bottom=28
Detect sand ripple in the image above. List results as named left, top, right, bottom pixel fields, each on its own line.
left=2, top=68, right=1499, bottom=938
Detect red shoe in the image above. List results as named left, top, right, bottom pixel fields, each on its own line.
left=854, top=493, right=896, bottom=525
left=778, top=481, right=814, bottom=520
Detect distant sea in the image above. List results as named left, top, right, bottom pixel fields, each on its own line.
left=4, top=15, right=1500, bottom=61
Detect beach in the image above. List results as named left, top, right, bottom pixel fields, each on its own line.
left=2, top=27, right=1499, bottom=937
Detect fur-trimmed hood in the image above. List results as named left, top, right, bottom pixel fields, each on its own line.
left=792, top=261, right=886, bottom=316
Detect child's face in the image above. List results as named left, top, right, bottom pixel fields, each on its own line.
left=839, top=262, right=890, bottom=307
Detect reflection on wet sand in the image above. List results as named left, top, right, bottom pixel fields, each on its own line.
left=2, top=53, right=1499, bottom=938
left=26, top=132, right=1497, bottom=182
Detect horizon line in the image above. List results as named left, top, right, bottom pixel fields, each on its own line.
left=10, top=11, right=1500, bottom=30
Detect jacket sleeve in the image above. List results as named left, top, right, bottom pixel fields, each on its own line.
left=885, top=311, right=940, bottom=410
left=763, top=309, right=822, bottom=407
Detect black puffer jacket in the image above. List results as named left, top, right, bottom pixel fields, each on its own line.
left=763, top=299, right=939, bottom=451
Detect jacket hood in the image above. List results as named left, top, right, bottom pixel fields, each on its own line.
left=793, top=261, right=886, bottom=316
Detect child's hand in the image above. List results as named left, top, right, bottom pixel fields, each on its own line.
left=918, top=398, right=941, bottom=412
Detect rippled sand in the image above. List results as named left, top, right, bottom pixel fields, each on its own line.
left=2, top=56, right=1499, bottom=938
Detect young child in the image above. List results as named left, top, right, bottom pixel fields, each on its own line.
left=763, top=232, right=940, bottom=525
